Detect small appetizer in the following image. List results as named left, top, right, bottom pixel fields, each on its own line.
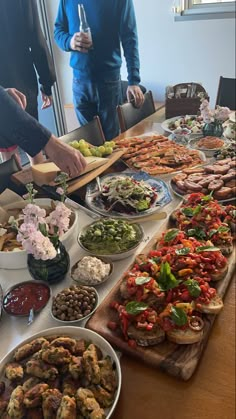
left=170, top=193, right=234, bottom=255
left=158, top=303, right=204, bottom=344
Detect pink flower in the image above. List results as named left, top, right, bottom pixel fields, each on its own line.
left=21, top=204, right=46, bottom=227
left=21, top=231, right=57, bottom=260
left=46, top=202, right=71, bottom=236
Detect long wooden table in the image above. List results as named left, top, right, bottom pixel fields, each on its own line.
left=107, top=109, right=235, bottom=419
left=5, top=108, right=236, bottom=418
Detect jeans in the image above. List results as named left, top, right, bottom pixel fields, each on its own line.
left=72, top=78, right=122, bottom=140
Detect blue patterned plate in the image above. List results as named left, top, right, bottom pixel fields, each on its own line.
left=85, top=171, right=172, bottom=219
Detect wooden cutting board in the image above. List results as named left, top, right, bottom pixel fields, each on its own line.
left=86, top=215, right=236, bottom=381
left=11, top=150, right=125, bottom=194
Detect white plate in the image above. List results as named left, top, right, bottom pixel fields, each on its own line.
left=161, top=115, right=204, bottom=134
left=0, top=326, right=121, bottom=418
left=0, top=198, right=78, bottom=270
left=188, top=137, right=229, bottom=158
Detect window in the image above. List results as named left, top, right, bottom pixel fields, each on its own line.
left=174, top=0, right=235, bottom=20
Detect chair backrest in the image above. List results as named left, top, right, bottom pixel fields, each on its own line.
left=59, top=116, right=105, bottom=146
left=117, top=90, right=155, bottom=133
left=215, top=76, right=236, bottom=110
left=165, top=82, right=208, bottom=119
left=0, top=154, right=22, bottom=193
left=121, top=80, right=147, bottom=104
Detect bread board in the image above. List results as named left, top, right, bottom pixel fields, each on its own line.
left=11, top=150, right=125, bottom=194
left=86, top=212, right=236, bottom=381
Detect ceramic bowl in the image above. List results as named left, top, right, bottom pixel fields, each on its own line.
left=77, top=218, right=144, bottom=261
left=71, top=255, right=114, bottom=286
left=50, top=284, right=99, bottom=324
left=0, top=326, right=121, bottom=419
left=0, top=198, right=78, bottom=270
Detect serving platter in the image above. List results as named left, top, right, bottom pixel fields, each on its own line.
left=0, top=326, right=122, bottom=419
left=169, top=179, right=236, bottom=204
left=161, top=115, right=204, bottom=134
left=115, top=132, right=206, bottom=176
left=86, top=207, right=236, bottom=381
left=85, top=171, right=172, bottom=219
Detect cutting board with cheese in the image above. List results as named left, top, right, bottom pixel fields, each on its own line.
left=31, top=156, right=109, bottom=186
left=11, top=150, right=125, bottom=194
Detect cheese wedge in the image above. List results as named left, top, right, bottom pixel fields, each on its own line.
left=32, top=162, right=60, bottom=186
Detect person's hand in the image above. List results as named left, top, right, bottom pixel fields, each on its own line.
left=44, top=135, right=87, bottom=178
left=5, top=88, right=27, bottom=109
left=127, top=85, right=145, bottom=108
left=70, top=32, right=92, bottom=53
left=41, top=92, right=53, bottom=110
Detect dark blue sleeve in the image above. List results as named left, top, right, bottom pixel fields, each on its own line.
left=54, top=0, right=73, bottom=52
left=119, top=0, right=141, bottom=86
left=0, top=87, right=51, bottom=156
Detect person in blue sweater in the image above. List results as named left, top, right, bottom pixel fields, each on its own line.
left=54, top=0, right=144, bottom=140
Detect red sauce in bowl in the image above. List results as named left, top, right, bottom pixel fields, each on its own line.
left=3, top=281, right=51, bottom=316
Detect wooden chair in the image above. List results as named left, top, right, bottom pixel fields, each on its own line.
left=215, top=76, right=236, bottom=110
left=0, top=154, right=23, bottom=194
left=117, top=90, right=155, bottom=132
left=59, top=115, right=105, bottom=146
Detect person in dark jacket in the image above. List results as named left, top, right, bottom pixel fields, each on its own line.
left=0, top=0, right=56, bottom=163
left=54, top=0, right=144, bottom=140
left=0, top=87, right=86, bottom=178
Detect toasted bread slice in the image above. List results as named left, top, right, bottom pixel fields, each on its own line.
left=127, top=324, right=165, bottom=347
left=197, top=294, right=224, bottom=314
left=218, top=243, right=233, bottom=256
left=211, top=264, right=228, bottom=281
left=166, top=327, right=204, bottom=344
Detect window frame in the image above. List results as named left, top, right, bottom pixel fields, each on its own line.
left=175, top=0, right=235, bottom=21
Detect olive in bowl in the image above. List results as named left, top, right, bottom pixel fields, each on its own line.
left=71, top=255, right=113, bottom=286
left=51, top=284, right=98, bottom=323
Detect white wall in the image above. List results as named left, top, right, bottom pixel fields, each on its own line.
left=46, top=0, right=235, bottom=107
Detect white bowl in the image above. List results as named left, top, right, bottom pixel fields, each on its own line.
left=51, top=285, right=99, bottom=324
left=0, top=198, right=78, bottom=270
left=0, top=326, right=121, bottom=418
left=78, top=218, right=144, bottom=261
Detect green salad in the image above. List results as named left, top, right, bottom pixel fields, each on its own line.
left=79, top=219, right=143, bottom=254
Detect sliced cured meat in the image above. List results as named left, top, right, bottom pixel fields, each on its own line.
left=213, top=187, right=232, bottom=200
left=208, top=179, right=224, bottom=191
left=212, top=165, right=230, bottom=174
left=184, top=180, right=202, bottom=191
left=172, top=173, right=188, bottom=182
left=225, top=179, right=236, bottom=188
left=198, top=175, right=220, bottom=187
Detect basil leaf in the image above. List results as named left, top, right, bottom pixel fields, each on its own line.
left=125, top=301, right=148, bottom=316
left=196, top=245, right=220, bottom=252
left=164, top=229, right=179, bottom=243
left=175, top=247, right=190, bottom=256
left=181, top=207, right=194, bottom=217
left=217, top=225, right=230, bottom=233
left=232, top=210, right=236, bottom=218
left=135, top=276, right=152, bottom=285
left=201, top=191, right=213, bottom=201
left=181, top=204, right=201, bottom=217
left=187, top=227, right=206, bottom=240
left=209, top=229, right=217, bottom=238
left=170, top=306, right=188, bottom=326
left=184, top=279, right=201, bottom=298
